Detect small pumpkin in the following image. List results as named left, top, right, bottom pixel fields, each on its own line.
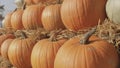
left=42, top=4, right=65, bottom=31
left=31, top=30, right=67, bottom=68
left=11, top=9, right=24, bottom=30
left=8, top=31, right=36, bottom=68
left=1, top=39, right=13, bottom=59
left=54, top=27, right=119, bottom=68
left=61, top=0, right=107, bottom=31
left=0, top=34, right=15, bottom=55
left=106, top=0, right=120, bottom=24
left=4, top=12, right=13, bottom=28
left=22, top=4, right=45, bottom=29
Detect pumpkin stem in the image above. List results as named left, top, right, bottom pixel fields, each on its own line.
left=21, top=31, right=27, bottom=39
left=13, top=8, right=17, bottom=12
left=80, top=27, right=97, bottom=44
left=49, top=29, right=62, bottom=41
left=57, top=0, right=61, bottom=4
left=22, top=2, right=26, bottom=10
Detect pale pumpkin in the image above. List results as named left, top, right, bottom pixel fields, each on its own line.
left=1, top=39, right=13, bottom=59
left=11, top=9, right=24, bottom=30
left=22, top=4, right=45, bottom=29
left=54, top=28, right=119, bottom=68
left=8, top=32, right=36, bottom=68
left=106, top=0, right=120, bottom=24
left=15, top=0, right=24, bottom=8
left=4, top=12, right=13, bottom=28
left=42, top=4, right=65, bottom=31
left=31, top=31, right=67, bottom=68
left=61, top=0, right=107, bottom=31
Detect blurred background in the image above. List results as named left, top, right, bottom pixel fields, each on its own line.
left=0, top=0, right=16, bottom=27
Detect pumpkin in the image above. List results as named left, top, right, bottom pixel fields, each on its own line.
left=106, top=0, right=120, bottom=24
left=24, top=0, right=33, bottom=5
left=0, top=34, right=15, bottom=55
left=15, top=0, right=24, bottom=8
left=8, top=31, right=36, bottom=68
left=11, top=9, right=24, bottom=30
left=31, top=30, right=67, bottom=68
left=54, top=27, right=119, bottom=68
left=42, top=4, right=65, bottom=31
left=22, top=4, right=45, bottom=29
left=1, top=39, right=13, bottom=59
left=4, top=12, right=13, bottom=28
left=61, top=0, right=107, bottom=31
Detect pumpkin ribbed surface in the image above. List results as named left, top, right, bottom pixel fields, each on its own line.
left=61, top=0, right=107, bottom=31
left=42, top=4, right=65, bottom=31
left=22, top=4, right=44, bottom=29
left=54, top=36, right=119, bottom=68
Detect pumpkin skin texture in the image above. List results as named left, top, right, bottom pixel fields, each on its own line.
left=8, top=38, right=36, bottom=68
left=4, top=12, right=13, bottom=28
left=22, top=4, right=44, bottom=29
left=106, top=0, right=120, bottom=24
left=0, top=34, right=15, bottom=55
left=31, top=39, right=67, bottom=68
left=54, top=36, right=119, bottom=68
left=42, top=4, right=65, bottom=31
left=1, top=39, right=13, bottom=59
left=61, top=0, right=107, bottom=31
left=11, top=9, right=24, bottom=30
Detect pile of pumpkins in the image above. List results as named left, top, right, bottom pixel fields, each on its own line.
left=0, top=0, right=120, bottom=68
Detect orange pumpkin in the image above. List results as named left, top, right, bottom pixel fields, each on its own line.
left=22, top=4, right=45, bottom=29
left=54, top=28, right=119, bottom=68
left=61, top=0, right=107, bottom=31
left=0, top=34, right=15, bottom=55
left=8, top=32, right=36, bottom=68
left=1, top=39, right=13, bottom=59
left=31, top=31, right=67, bottom=68
left=11, top=9, right=24, bottom=30
left=42, top=4, right=65, bottom=31
left=4, top=12, right=13, bottom=28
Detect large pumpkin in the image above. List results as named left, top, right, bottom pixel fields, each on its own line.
left=8, top=32, right=36, bottom=68
left=54, top=28, right=119, bottom=68
left=61, top=0, right=107, bottom=31
left=106, top=0, right=120, bottom=24
left=3, top=12, right=13, bottom=28
left=0, top=34, right=15, bottom=55
left=11, top=9, right=24, bottom=30
left=1, top=39, right=13, bottom=59
left=42, top=4, right=65, bottom=31
left=22, top=4, right=45, bottom=29
left=31, top=31, right=67, bottom=68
